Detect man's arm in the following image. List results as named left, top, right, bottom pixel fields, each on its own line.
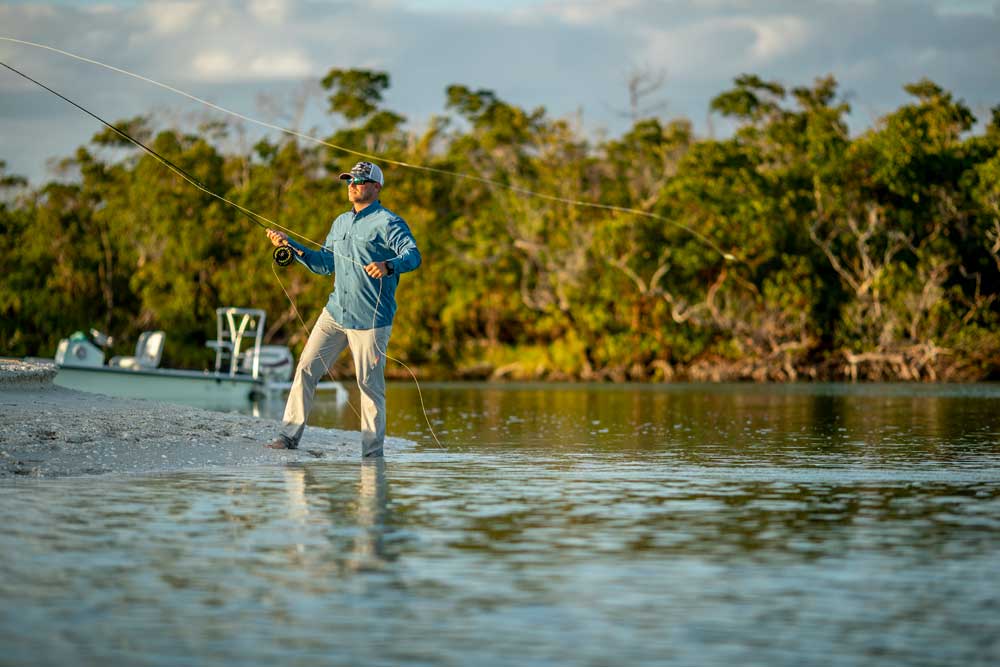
left=384, top=218, right=421, bottom=274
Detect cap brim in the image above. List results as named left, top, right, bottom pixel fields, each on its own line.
left=338, top=172, right=352, bottom=180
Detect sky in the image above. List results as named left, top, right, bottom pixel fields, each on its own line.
left=1, top=0, right=999, bottom=184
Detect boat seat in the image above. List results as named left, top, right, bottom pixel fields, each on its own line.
left=109, top=330, right=166, bottom=370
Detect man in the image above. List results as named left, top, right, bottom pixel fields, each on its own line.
left=265, top=161, right=421, bottom=457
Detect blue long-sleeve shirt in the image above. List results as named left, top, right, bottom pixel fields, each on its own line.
left=285, top=201, right=421, bottom=329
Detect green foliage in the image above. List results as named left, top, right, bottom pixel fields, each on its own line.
left=90, top=115, right=153, bottom=148
left=2, top=74, right=998, bottom=381
left=321, top=69, right=393, bottom=121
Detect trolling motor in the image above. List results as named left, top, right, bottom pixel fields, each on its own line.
left=273, top=244, right=295, bottom=267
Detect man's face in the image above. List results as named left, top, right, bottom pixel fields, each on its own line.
left=348, top=179, right=381, bottom=207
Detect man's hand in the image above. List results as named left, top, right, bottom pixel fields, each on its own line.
left=266, top=228, right=289, bottom=247
left=364, top=261, right=389, bottom=279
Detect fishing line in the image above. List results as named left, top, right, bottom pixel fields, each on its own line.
left=0, top=57, right=446, bottom=448
left=0, top=36, right=738, bottom=262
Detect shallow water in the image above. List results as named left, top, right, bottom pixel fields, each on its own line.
left=3, top=383, right=1000, bottom=666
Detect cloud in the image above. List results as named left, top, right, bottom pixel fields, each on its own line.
left=192, top=49, right=235, bottom=78
left=144, top=1, right=201, bottom=35
left=191, top=48, right=312, bottom=80
left=249, top=0, right=291, bottom=25
left=543, top=0, right=641, bottom=25
left=745, top=15, right=810, bottom=62
left=248, top=51, right=313, bottom=78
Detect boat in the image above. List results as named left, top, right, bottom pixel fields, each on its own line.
left=54, top=306, right=347, bottom=411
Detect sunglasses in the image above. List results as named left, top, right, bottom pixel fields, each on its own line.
left=347, top=177, right=375, bottom=185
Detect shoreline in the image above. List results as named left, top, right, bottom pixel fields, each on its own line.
left=0, top=359, right=373, bottom=479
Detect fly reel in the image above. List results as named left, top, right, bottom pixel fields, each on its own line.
left=273, top=245, right=295, bottom=267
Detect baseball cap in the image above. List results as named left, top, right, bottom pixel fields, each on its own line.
left=339, top=161, right=384, bottom=186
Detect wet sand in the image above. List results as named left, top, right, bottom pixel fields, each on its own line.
left=0, top=359, right=370, bottom=478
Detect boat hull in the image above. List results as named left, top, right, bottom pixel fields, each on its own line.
left=55, top=365, right=266, bottom=409
left=54, top=365, right=348, bottom=414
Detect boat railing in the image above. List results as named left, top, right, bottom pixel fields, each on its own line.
left=207, top=307, right=267, bottom=380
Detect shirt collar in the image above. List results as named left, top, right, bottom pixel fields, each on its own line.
left=352, top=200, right=381, bottom=220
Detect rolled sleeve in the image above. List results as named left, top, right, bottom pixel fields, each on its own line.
left=385, top=218, right=421, bottom=274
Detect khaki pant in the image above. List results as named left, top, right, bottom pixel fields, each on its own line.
left=280, top=308, right=391, bottom=457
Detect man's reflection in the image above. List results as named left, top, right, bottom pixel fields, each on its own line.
left=281, top=460, right=393, bottom=572
left=349, top=459, right=390, bottom=571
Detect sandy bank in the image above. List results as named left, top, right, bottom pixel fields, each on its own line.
left=0, top=359, right=373, bottom=479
